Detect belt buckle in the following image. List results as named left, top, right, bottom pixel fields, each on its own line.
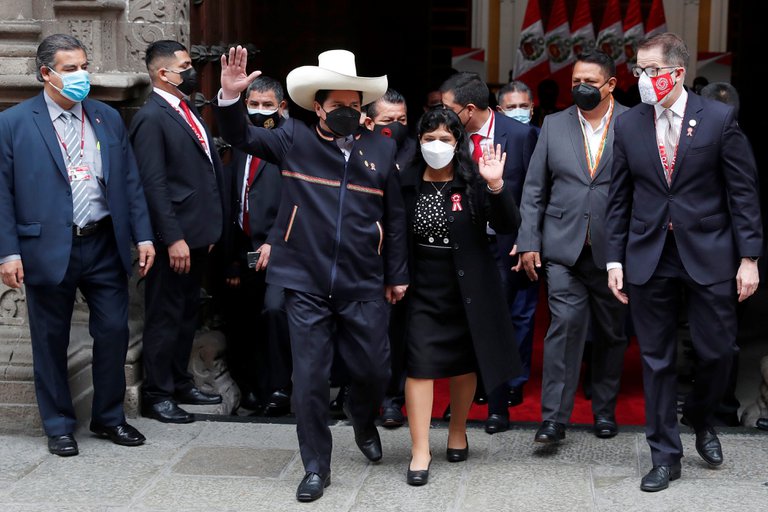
left=74, top=225, right=85, bottom=237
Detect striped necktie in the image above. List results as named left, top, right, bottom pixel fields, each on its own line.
left=61, top=111, right=90, bottom=227
left=663, top=108, right=679, bottom=185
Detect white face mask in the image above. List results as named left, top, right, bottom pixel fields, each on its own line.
left=247, top=107, right=278, bottom=116
left=638, top=71, right=677, bottom=106
left=421, top=140, right=455, bottom=169
left=503, top=108, right=532, bottom=124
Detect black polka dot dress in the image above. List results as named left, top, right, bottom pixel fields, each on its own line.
left=406, top=181, right=476, bottom=379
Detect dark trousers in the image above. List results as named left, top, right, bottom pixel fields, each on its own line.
left=540, top=246, right=628, bottom=423
left=285, top=290, right=391, bottom=475
left=25, top=227, right=129, bottom=436
left=487, top=238, right=539, bottom=415
left=383, top=299, right=407, bottom=408
left=142, top=246, right=208, bottom=403
left=629, top=233, right=737, bottom=466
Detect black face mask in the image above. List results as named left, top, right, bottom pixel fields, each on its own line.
left=248, top=111, right=281, bottom=129
left=173, top=67, right=198, bottom=96
left=324, top=106, right=360, bottom=137
left=374, top=122, right=409, bottom=147
left=571, top=81, right=607, bottom=111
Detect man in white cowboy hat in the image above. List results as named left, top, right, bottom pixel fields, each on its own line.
left=214, top=46, right=409, bottom=502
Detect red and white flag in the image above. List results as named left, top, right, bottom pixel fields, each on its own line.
left=623, top=0, right=644, bottom=72
left=513, top=0, right=549, bottom=87
left=597, top=0, right=629, bottom=84
left=570, top=0, right=596, bottom=58
left=645, top=0, right=668, bottom=38
left=545, top=0, right=575, bottom=107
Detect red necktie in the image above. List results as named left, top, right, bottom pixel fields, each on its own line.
left=470, top=133, right=483, bottom=162
left=179, top=100, right=208, bottom=152
left=242, top=156, right=261, bottom=236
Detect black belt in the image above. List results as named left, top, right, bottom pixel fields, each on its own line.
left=73, top=216, right=111, bottom=237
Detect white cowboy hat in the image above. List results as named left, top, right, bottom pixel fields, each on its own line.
left=286, top=49, right=387, bottom=111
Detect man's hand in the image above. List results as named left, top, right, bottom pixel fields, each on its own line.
left=736, top=258, right=760, bottom=302
left=607, top=268, right=629, bottom=304
left=220, top=45, right=262, bottom=100
left=385, top=284, right=408, bottom=304
left=137, top=244, right=156, bottom=278
left=0, top=260, right=24, bottom=288
left=168, top=239, right=191, bottom=274
left=518, top=251, right=541, bottom=281
left=254, top=243, right=271, bottom=272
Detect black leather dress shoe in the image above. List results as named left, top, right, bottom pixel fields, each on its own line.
left=508, top=385, right=524, bottom=407
left=757, top=418, right=768, bottom=431
left=175, top=387, right=222, bottom=405
left=263, top=389, right=291, bottom=417
left=640, top=463, right=681, bottom=492
left=48, top=433, right=78, bottom=457
left=407, top=455, right=432, bottom=486
left=446, top=434, right=469, bottom=462
left=142, top=400, right=194, bottom=423
left=296, top=472, right=330, bottom=502
left=484, top=413, right=509, bottom=434
left=239, top=391, right=262, bottom=412
left=593, top=415, right=618, bottom=439
left=380, top=406, right=405, bottom=429
left=354, top=424, right=383, bottom=462
left=473, top=392, right=487, bottom=405
left=695, top=427, right=723, bottom=466
left=534, top=420, right=565, bottom=444
left=90, top=422, right=146, bottom=446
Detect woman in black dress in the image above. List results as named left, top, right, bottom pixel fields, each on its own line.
left=402, top=109, right=522, bottom=485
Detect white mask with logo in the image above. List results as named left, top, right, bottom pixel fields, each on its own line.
left=638, top=71, right=677, bottom=105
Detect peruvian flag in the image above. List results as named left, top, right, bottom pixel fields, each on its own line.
left=570, top=0, right=596, bottom=57
left=513, top=0, right=549, bottom=88
left=623, top=0, right=644, bottom=72
left=597, top=0, right=629, bottom=84
left=545, top=0, right=575, bottom=107
left=646, top=0, right=668, bottom=38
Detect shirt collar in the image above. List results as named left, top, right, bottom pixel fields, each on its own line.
left=471, top=109, right=494, bottom=137
left=44, top=90, right=83, bottom=122
left=654, top=87, right=688, bottom=120
left=154, top=86, right=183, bottom=108
left=577, top=97, right=614, bottom=133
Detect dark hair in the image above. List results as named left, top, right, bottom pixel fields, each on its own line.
left=700, top=82, right=740, bottom=116
left=366, top=88, right=406, bottom=119
left=638, top=32, right=690, bottom=69
left=497, top=80, right=534, bottom=105
left=246, top=75, right=285, bottom=103
left=576, top=50, right=616, bottom=79
left=144, top=40, right=187, bottom=72
left=415, top=108, right=481, bottom=221
left=36, top=34, right=86, bottom=82
left=314, top=89, right=363, bottom=105
left=439, top=72, right=490, bottom=109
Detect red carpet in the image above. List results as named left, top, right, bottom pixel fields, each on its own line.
left=429, top=287, right=647, bottom=425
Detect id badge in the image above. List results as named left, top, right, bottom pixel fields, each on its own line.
left=68, top=164, right=92, bottom=182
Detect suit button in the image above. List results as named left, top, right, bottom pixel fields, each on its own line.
left=583, top=213, right=589, bottom=219
left=465, top=297, right=472, bottom=304
left=668, top=194, right=673, bottom=200
left=66, top=190, right=71, bottom=197
left=590, top=185, right=596, bottom=190
left=453, top=243, right=459, bottom=250
left=458, top=270, right=465, bottom=277
left=66, top=222, right=72, bottom=227
left=661, top=225, right=667, bottom=230
left=448, top=216, right=455, bottom=222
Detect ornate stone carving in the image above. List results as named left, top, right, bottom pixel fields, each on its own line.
left=0, top=285, right=26, bottom=326
left=126, top=0, right=190, bottom=70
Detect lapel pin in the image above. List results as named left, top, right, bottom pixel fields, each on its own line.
left=359, top=150, right=363, bottom=156
left=687, top=127, right=693, bottom=137
left=364, top=160, right=369, bottom=168
left=370, top=162, right=376, bottom=171
left=96, top=117, right=101, bottom=124
left=689, top=119, right=697, bottom=127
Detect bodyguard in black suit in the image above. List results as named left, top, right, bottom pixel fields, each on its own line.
left=129, top=40, right=225, bottom=424
left=222, top=76, right=291, bottom=415
left=0, top=35, right=154, bottom=455
left=215, top=47, right=409, bottom=502
left=606, top=33, right=763, bottom=492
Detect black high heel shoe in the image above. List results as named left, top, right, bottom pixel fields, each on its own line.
left=406, top=453, right=432, bottom=486
left=446, top=434, right=469, bottom=462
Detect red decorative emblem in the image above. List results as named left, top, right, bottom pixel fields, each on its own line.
left=451, top=193, right=463, bottom=212
left=382, top=127, right=392, bottom=138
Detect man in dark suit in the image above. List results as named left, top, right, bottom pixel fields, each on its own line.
left=516, top=51, right=629, bottom=445
left=129, top=40, right=225, bottom=424
left=215, top=46, right=409, bottom=502
left=0, top=34, right=154, bottom=456
left=222, top=75, right=291, bottom=416
left=606, top=33, right=763, bottom=492
left=440, top=71, right=538, bottom=433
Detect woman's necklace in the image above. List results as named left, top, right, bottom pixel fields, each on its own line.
left=429, top=180, right=450, bottom=196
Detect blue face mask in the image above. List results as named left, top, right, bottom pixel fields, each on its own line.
left=49, top=69, right=91, bottom=103
left=502, top=108, right=532, bottom=124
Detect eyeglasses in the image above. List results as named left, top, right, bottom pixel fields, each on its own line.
left=631, top=66, right=677, bottom=78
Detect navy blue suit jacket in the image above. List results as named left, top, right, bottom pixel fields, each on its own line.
left=0, top=92, right=153, bottom=286
left=606, top=92, right=763, bottom=286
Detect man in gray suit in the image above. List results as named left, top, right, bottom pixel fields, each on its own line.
left=515, top=50, right=629, bottom=444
